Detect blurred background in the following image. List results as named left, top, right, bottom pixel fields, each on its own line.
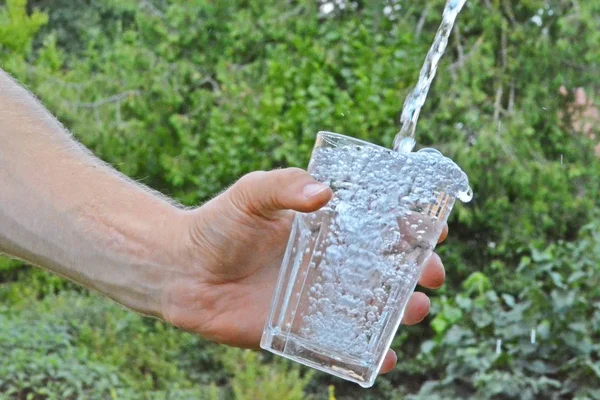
left=1, top=0, right=599, bottom=398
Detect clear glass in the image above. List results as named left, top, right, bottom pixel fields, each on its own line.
left=260, top=132, right=466, bottom=387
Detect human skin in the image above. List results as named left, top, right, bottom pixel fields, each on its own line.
left=0, top=68, right=447, bottom=374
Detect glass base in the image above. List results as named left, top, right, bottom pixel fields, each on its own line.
left=261, top=328, right=378, bottom=388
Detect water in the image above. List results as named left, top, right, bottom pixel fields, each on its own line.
left=262, top=0, right=472, bottom=385
left=393, top=0, right=468, bottom=152
left=261, top=138, right=471, bottom=387
left=297, top=146, right=465, bottom=357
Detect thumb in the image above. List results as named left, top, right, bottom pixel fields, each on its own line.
left=227, top=168, right=333, bottom=219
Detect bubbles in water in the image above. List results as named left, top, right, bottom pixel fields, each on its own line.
left=294, top=144, right=470, bottom=357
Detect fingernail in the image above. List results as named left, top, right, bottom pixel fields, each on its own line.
left=302, top=183, right=329, bottom=198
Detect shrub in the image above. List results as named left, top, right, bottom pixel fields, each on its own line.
left=0, top=314, right=125, bottom=399
left=221, top=348, right=314, bottom=400
left=1, top=0, right=600, bottom=398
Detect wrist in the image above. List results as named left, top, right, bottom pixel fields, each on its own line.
left=73, top=191, right=192, bottom=320
left=122, top=204, right=192, bottom=319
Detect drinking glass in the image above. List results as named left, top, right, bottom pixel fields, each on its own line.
left=261, top=131, right=470, bottom=387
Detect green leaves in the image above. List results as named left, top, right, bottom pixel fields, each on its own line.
left=0, top=0, right=48, bottom=55
left=222, top=348, right=313, bottom=400
left=414, top=222, right=600, bottom=399
left=2, top=0, right=600, bottom=398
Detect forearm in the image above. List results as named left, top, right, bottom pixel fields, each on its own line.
left=0, top=69, right=186, bottom=317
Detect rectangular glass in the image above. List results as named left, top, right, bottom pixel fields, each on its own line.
left=260, top=131, right=469, bottom=387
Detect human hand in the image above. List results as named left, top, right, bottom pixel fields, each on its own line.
left=161, top=168, right=447, bottom=374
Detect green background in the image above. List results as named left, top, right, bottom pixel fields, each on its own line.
left=1, top=0, right=599, bottom=398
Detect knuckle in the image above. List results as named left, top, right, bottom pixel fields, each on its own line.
left=228, top=170, right=269, bottom=217
left=237, top=170, right=267, bottom=187
left=282, top=167, right=309, bottom=180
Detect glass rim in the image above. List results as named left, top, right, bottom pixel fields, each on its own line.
left=314, top=130, right=471, bottom=205
left=317, top=131, right=392, bottom=153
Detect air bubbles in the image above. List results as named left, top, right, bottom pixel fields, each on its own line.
left=292, top=142, right=469, bottom=357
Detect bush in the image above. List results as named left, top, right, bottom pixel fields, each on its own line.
left=1, top=0, right=600, bottom=398
left=0, top=313, right=125, bottom=399
left=401, top=222, right=600, bottom=399
left=221, top=348, right=314, bottom=400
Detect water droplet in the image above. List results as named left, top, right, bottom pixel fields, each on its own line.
left=458, top=187, right=473, bottom=202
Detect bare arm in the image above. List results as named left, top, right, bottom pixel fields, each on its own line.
left=0, top=69, right=446, bottom=374
left=0, top=68, right=185, bottom=317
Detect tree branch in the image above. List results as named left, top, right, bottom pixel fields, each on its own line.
left=75, top=90, right=141, bottom=109
left=494, top=23, right=508, bottom=122
left=198, top=77, right=221, bottom=94
left=508, top=82, right=515, bottom=114
left=448, top=35, right=484, bottom=73
left=415, top=4, right=431, bottom=40
left=502, top=0, right=517, bottom=25
left=139, top=0, right=165, bottom=19
left=493, top=85, right=504, bottom=122
left=454, top=22, right=465, bottom=65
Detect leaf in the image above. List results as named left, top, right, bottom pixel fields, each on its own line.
left=431, top=315, right=448, bottom=335
left=502, top=294, right=516, bottom=307
left=587, top=360, right=600, bottom=379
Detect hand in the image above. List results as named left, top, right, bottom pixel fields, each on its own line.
left=161, top=168, right=447, bottom=374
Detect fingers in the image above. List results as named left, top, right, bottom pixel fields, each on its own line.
left=378, top=293, right=430, bottom=376
left=380, top=229, right=447, bottom=374
left=227, top=168, right=333, bottom=219
left=379, top=350, right=397, bottom=374
left=418, top=253, right=445, bottom=289
left=402, top=292, right=430, bottom=325
left=438, top=223, right=448, bottom=243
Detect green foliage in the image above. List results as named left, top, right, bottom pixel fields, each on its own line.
left=1, top=0, right=600, bottom=398
left=403, top=222, right=600, bottom=399
left=0, top=268, right=74, bottom=304
left=0, top=255, right=21, bottom=273
left=1, top=290, right=226, bottom=399
left=0, top=313, right=125, bottom=399
left=0, top=0, right=47, bottom=55
left=222, top=348, right=314, bottom=400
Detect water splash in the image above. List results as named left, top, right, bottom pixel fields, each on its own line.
left=530, top=328, right=536, bottom=344
left=495, top=339, right=502, bottom=355
left=393, top=0, right=468, bottom=152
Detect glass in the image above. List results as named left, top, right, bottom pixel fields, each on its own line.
left=260, top=132, right=470, bottom=387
